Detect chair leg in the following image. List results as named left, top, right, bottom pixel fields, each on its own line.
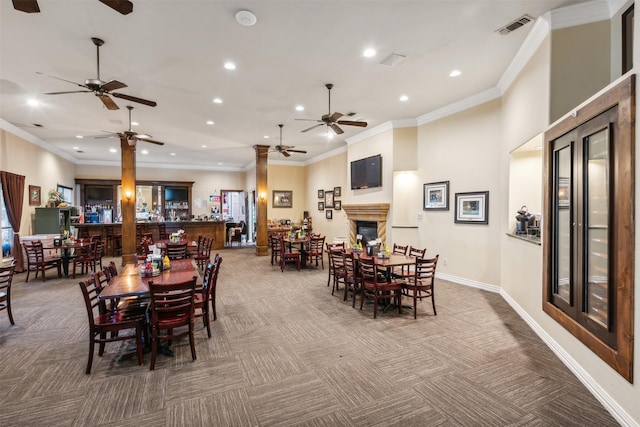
left=211, top=293, right=217, bottom=321
left=373, top=294, right=378, bottom=319
left=431, top=292, right=437, bottom=316
left=189, top=321, right=197, bottom=361
left=136, top=324, right=144, bottom=366
left=7, top=294, right=15, bottom=325
left=150, top=329, right=158, bottom=370
left=41, top=266, right=46, bottom=282
left=86, top=335, right=95, bottom=374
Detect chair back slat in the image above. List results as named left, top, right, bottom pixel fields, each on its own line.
left=393, top=243, right=408, bottom=256
left=409, top=246, right=426, bottom=259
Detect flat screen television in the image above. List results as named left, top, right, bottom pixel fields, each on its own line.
left=86, top=186, right=113, bottom=202
left=350, top=154, right=382, bottom=190
left=165, top=187, right=188, bottom=201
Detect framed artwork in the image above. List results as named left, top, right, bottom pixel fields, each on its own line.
left=318, top=189, right=324, bottom=198
left=334, top=200, right=341, bottom=210
left=334, top=186, right=341, bottom=197
left=455, top=191, right=489, bottom=224
left=324, top=190, right=334, bottom=209
left=272, top=190, right=292, bottom=208
left=318, top=201, right=325, bottom=211
left=29, top=185, right=41, bottom=206
left=326, top=209, right=333, bottom=219
left=423, top=181, right=449, bottom=210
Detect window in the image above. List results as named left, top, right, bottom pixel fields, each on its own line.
left=57, top=184, right=73, bottom=205
left=1, top=186, right=13, bottom=257
left=543, top=75, right=634, bottom=382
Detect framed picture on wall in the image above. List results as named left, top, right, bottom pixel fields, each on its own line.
left=272, top=190, right=292, bottom=208
left=29, top=185, right=41, bottom=206
left=334, top=186, right=341, bottom=197
left=423, top=181, right=449, bottom=210
left=318, top=189, right=324, bottom=198
left=324, top=190, right=334, bottom=209
left=326, top=209, right=333, bottom=219
left=334, top=200, right=341, bottom=210
left=318, top=202, right=325, bottom=211
left=454, top=191, right=489, bottom=224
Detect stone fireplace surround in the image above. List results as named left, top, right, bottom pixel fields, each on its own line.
left=342, top=203, right=390, bottom=246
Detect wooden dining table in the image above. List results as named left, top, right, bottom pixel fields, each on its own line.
left=44, top=239, right=95, bottom=277
left=99, top=258, right=202, bottom=301
left=282, top=235, right=311, bottom=267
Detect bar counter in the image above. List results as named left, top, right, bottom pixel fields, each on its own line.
left=73, top=221, right=226, bottom=250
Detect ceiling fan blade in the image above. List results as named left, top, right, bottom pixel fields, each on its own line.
left=95, top=132, right=118, bottom=139
left=138, top=137, right=165, bottom=146
left=100, top=80, right=127, bottom=92
left=98, top=94, right=119, bottom=110
left=37, top=71, right=89, bottom=89
left=330, top=123, right=344, bottom=135
left=111, top=92, right=157, bottom=107
left=337, top=120, right=368, bottom=128
left=295, top=118, right=322, bottom=122
left=99, top=0, right=133, bottom=14
left=301, top=123, right=324, bottom=133
left=287, top=149, right=307, bottom=154
left=45, top=90, right=92, bottom=95
left=13, top=0, right=40, bottom=13
left=282, top=151, right=291, bottom=157
left=329, top=112, right=344, bottom=122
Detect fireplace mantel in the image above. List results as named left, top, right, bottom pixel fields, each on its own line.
left=342, top=203, right=390, bottom=245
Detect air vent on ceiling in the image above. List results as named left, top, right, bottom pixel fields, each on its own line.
left=380, top=53, right=406, bottom=67
left=496, top=14, right=534, bottom=35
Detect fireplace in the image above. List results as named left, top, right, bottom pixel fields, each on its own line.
left=356, top=221, right=378, bottom=245
left=342, top=203, right=390, bottom=246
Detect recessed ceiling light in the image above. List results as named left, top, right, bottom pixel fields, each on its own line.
left=224, top=62, right=236, bottom=70
left=263, top=135, right=269, bottom=139
left=363, top=48, right=376, bottom=57
left=295, top=105, right=304, bottom=111
left=27, top=99, right=40, bottom=107
left=327, top=132, right=334, bottom=140
left=213, top=98, right=223, bottom=104
left=218, top=162, right=223, bottom=165
left=109, top=148, right=117, bottom=153
left=170, top=153, right=176, bottom=156
left=206, top=120, right=214, bottom=125
left=449, top=69, right=462, bottom=77
left=235, top=10, right=257, bottom=26
left=75, top=135, right=83, bottom=139
left=141, top=149, right=149, bottom=154
left=201, top=145, right=207, bottom=148
left=73, top=146, right=80, bottom=150
left=399, top=95, right=409, bottom=102
left=131, top=121, right=139, bottom=126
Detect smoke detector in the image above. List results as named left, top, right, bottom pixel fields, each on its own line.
left=235, top=10, right=257, bottom=27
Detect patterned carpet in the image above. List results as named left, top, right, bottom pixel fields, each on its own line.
left=0, top=248, right=618, bottom=426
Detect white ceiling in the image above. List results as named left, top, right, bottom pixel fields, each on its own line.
left=1, top=0, right=594, bottom=170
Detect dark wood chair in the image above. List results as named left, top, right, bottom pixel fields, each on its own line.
left=325, top=241, right=345, bottom=287
left=209, top=255, right=222, bottom=321
left=279, top=236, right=300, bottom=272
left=392, top=243, right=408, bottom=255
left=157, top=222, right=169, bottom=240
left=194, top=260, right=216, bottom=337
left=359, top=257, right=402, bottom=318
left=73, top=240, right=96, bottom=279
left=23, top=240, right=62, bottom=282
left=342, top=252, right=361, bottom=307
left=0, top=261, right=16, bottom=325
left=401, top=255, right=439, bottom=318
left=104, top=224, right=122, bottom=256
left=148, top=276, right=198, bottom=370
left=390, top=243, right=409, bottom=277
left=328, top=248, right=346, bottom=295
left=193, top=236, right=213, bottom=271
left=78, top=277, right=146, bottom=374
left=269, top=233, right=282, bottom=266
left=408, top=246, right=426, bottom=259
left=165, top=242, right=188, bottom=260
left=306, top=236, right=325, bottom=269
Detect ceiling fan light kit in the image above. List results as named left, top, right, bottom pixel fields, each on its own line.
left=271, top=124, right=306, bottom=157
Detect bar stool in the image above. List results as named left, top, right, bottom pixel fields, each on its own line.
left=104, top=224, right=122, bottom=256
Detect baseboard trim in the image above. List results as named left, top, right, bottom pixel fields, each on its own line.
left=436, top=272, right=634, bottom=426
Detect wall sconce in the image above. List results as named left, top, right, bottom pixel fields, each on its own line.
left=125, top=191, right=133, bottom=201
left=259, top=192, right=266, bottom=201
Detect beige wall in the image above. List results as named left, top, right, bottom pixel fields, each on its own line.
left=1, top=129, right=76, bottom=236
left=550, top=20, right=611, bottom=123
left=267, top=163, right=306, bottom=225
left=305, top=151, right=349, bottom=243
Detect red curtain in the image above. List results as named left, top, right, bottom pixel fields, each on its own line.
left=0, top=171, right=25, bottom=272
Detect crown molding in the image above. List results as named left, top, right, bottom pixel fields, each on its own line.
left=416, top=87, right=502, bottom=126
left=0, top=119, right=77, bottom=164
left=551, top=0, right=612, bottom=29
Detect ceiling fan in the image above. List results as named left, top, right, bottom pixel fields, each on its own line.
left=38, top=37, right=156, bottom=111
left=271, top=124, right=307, bottom=157
left=296, top=83, right=367, bottom=135
left=13, top=0, right=133, bottom=14
left=98, top=105, right=164, bottom=146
